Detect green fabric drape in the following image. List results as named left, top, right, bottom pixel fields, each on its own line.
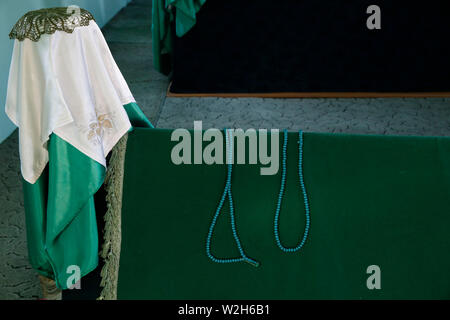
left=124, top=102, right=154, bottom=129
left=23, top=136, right=104, bottom=289
left=118, top=129, right=450, bottom=299
left=152, top=0, right=207, bottom=74
left=22, top=102, right=151, bottom=289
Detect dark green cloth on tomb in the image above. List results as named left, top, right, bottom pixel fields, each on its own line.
left=118, top=128, right=450, bottom=299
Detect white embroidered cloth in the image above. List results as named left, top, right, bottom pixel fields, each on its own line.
left=5, top=20, right=134, bottom=183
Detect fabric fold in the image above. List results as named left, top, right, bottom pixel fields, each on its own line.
left=171, top=0, right=207, bottom=37
left=22, top=103, right=153, bottom=289
left=152, top=0, right=207, bottom=74
left=6, top=37, right=74, bottom=183
left=23, top=133, right=104, bottom=289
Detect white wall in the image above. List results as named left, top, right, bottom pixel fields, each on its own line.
left=0, top=0, right=133, bottom=143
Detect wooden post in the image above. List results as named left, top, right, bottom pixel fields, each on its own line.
left=38, top=275, right=62, bottom=300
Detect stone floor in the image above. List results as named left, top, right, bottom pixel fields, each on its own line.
left=157, top=97, right=450, bottom=135
left=1, top=0, right=449, bottom=300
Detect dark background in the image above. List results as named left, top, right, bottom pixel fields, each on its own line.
left=171, top=0, right=450, bottom=93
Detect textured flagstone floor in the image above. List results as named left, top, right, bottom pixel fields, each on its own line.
left=1, top=0, right=449, bottom=299
left=157, top=97, right=450, bottom=135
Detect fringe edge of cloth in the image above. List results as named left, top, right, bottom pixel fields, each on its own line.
left=98, top=133, right=128, bottom=300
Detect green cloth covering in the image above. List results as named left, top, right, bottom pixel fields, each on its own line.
left=22, top=102, right=152, bottom=289
left=118, top=128, right=450, bottom=299
left=152, top=0, right=207, bottom=74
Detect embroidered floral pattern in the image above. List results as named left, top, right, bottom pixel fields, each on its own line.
left=87, top=114, right=113, bottom=145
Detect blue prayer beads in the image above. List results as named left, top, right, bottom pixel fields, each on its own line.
left=274, top=130, right=310, bottom=252
left=206, top=129, right=259, bottom=267
left=206, top=129, right=311, bottom=267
